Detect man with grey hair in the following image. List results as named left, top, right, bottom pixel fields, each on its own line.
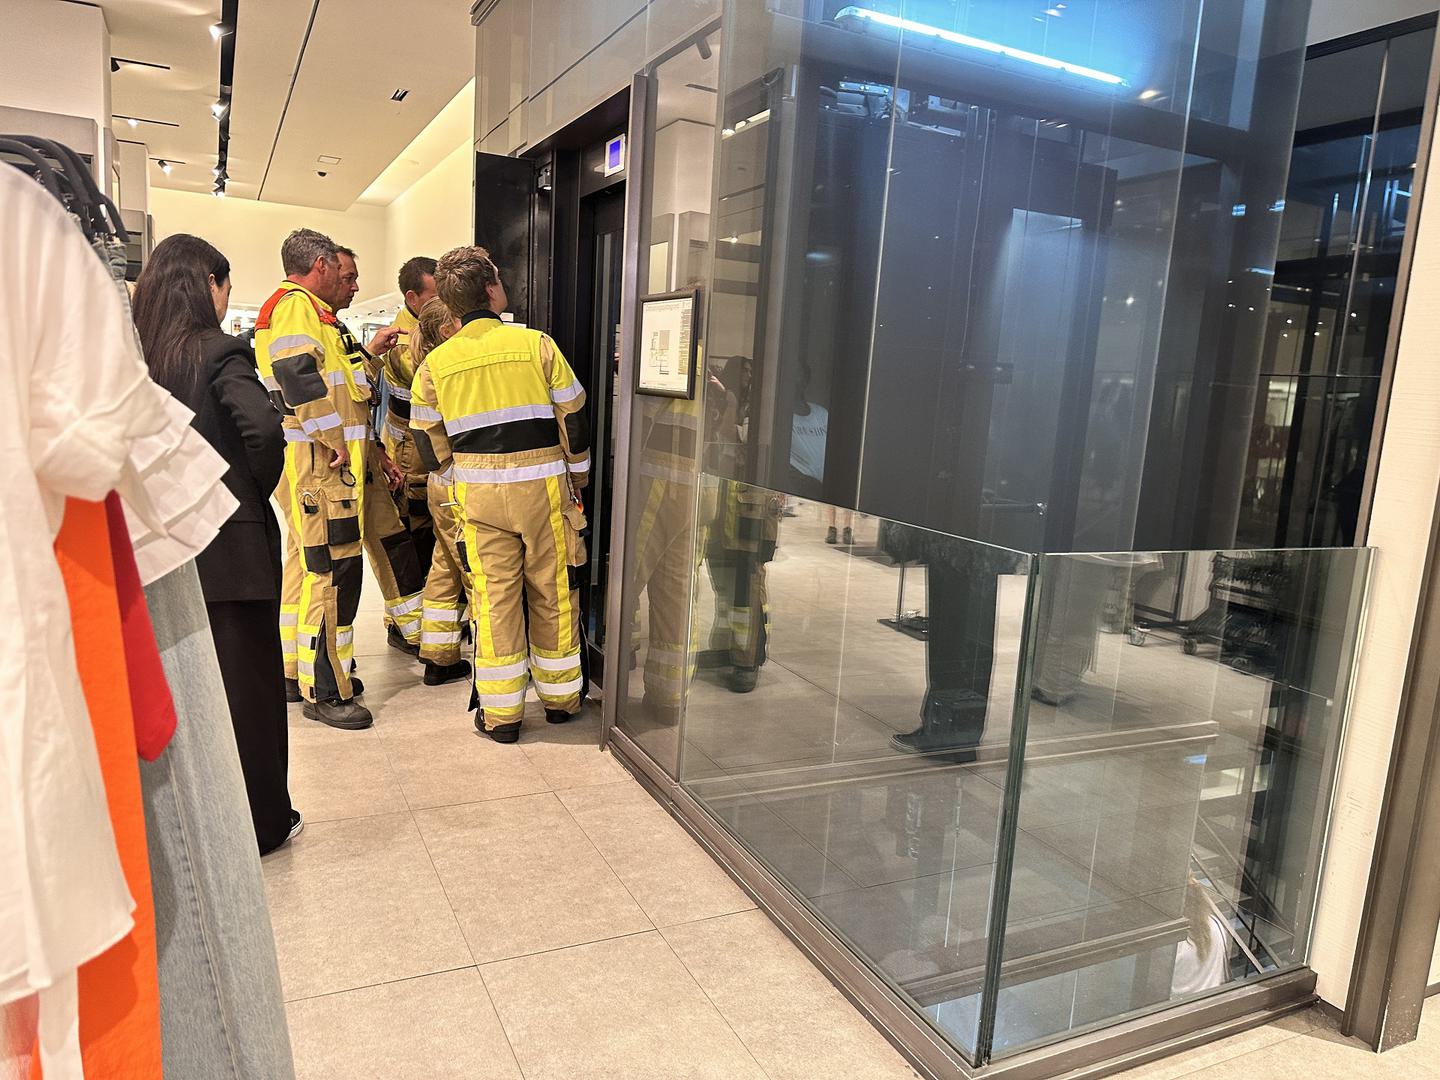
left=256, top=227, right=389, bottom=729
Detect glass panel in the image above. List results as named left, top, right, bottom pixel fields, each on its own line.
left=679, top=484, right=1034, bottom=1061
left=614, top=24, right=723, bottom=774
left=1240, top=26, right=1434, bottom=548
left=632, top=0, right=1372, bottom=1070
left=990, top=545, right=1371, bottom=1056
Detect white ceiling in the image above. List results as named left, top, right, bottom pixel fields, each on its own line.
left=102, top=0, right=475, bottom=210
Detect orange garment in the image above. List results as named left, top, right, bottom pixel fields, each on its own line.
left=35, top=499, right=162, bottom=1078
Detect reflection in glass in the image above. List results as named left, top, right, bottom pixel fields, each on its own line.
left=613, top=0, right=1380, bottom=1070
left=615, top=22, right=724, bottom=772
left=992, top=547, right=1369, bottom=1054
left=674, top=486, right=1369, bottom=1061
left=1238, top=24, right=1436, bottom=547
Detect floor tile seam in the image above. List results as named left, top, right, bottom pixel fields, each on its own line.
left=394, top=784, right=562, bottom=814
left=556, top=792, right=667, bottom=928
left=475, top=926, right=661, bottom=971
left=408, top=786, right=568, bottom=824
left=655, top=908, right=769, bottom=937
left=408, top=799, right=482, bottom=969
left=632, top=772, right=866, bottom=897
left=652, top=924, right=778, bottom=1080
left=280, top=961, right=479, bottom=1005
left=511, top=734, right=611, bottom=770
left=1161, top=1025, right=1314, bottom=1080
left=472, top=963, right=534, bottom=1080
left=284, top=805, right=419, bottom=828
left=650, top=897, right=760, bottom=929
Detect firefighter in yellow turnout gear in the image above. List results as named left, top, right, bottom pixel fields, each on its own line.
left=407, top=295, right=473, bottom=686
left=331, top=248, right=427, bottom=656
left=371, top=257, right=442, bottom=575
left=257, top=229, right=379, bottom=730
left=411, top=246, right=590, bottom=743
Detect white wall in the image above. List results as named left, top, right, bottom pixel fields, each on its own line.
left=150, top=120, right=472, bottom=316
left=1310, top=107, right=1440, bottom=1008
left=652, top=119, right=714, bottom=221
left=116, top=140, right=150, bottom=215
left=0, top=0, right=112, bottom=175
left=384, top=140, right=474, bottom=277
left=149, top=188, right=389, bottom=309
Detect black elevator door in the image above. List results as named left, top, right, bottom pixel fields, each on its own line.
left=575, top=185, right=626, bottom=685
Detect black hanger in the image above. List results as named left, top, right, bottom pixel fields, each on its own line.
left=0, top=139, right=64, bottom=202
left=1, top=135, right=130, bottom=242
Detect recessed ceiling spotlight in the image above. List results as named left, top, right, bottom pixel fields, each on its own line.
left=126, top=117, right=139, bottom=127
left=1139, top=88, right=1164, bottom=101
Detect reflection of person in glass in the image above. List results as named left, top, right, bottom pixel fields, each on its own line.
left=881, top=524, right=1017, bottom=760
left=630, top=383, right=706, bottom=724
left=788, top=360, right=828, bottom=499
left=703, top=356, right=781, bottom=693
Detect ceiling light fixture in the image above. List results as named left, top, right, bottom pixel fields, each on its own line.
left=211, top=99, right=228, bottom=120
left=1139, top=88, right=1163, bottom=100
left=127, top=117, right=139, bottom=127
left=158, top=159, right=172, bottom=174
left=838, top=6, right=1126, bottom=86
left=210, top=22, right=231, bottom=40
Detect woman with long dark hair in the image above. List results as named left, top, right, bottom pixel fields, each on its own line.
left=132, top=233, right=299, bottom=855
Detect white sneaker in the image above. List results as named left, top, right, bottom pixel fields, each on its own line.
left=287, top=810, right=304, bottom=842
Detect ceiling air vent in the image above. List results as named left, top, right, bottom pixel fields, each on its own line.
left=390, top=88, right=410, bottom=102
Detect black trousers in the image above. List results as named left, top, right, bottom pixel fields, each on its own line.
left=207, top=598, right=293, bottom=854
left=919, top=558, right=1000, bottom=748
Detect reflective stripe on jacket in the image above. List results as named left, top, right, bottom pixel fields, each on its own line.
left=254, top=281, right=370, bottom=455
left=409, top=314, right=591, bottom=487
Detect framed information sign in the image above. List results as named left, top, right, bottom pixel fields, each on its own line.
left=636, top=288, right=700, bottom=399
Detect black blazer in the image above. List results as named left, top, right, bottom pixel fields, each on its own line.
left=167, top=331, right=285, bottom=603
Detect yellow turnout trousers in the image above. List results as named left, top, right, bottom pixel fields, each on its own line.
left=456, top=449, right=582, bottom=728
left=383, top=421, right=435, bottom=569
left=275, top=431, right=368, bottom=702
left=420, top=468, right=469, bottom=666
left=361, top=443, right=426, bottom=644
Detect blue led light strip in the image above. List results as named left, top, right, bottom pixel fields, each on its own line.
left=837, top=6, right=1127, bottom=86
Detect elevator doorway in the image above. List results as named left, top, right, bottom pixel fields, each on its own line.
left=574, top=184, right=626, bottom=684
left=475, top=88, right=630, bottom=692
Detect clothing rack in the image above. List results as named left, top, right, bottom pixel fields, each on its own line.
left=0, top=133, right=129, bottom=241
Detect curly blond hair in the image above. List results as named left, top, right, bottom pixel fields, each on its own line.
left=435, top=245, right=500, bottom=316
left=412, top=296, right=458, bottom=363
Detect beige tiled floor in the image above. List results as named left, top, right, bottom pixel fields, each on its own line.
left=1112, top=999, right=1440, bottom=1079
left=265, top=568, right=921, bottom=1079
left=267, top=557, right=1428, bottom=1080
